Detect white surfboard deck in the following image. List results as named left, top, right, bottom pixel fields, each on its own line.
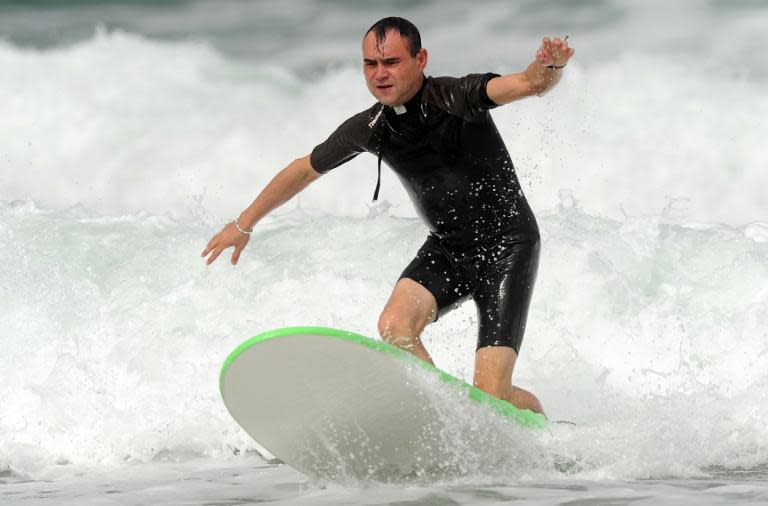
left=220, top=327, right=547, bottom=482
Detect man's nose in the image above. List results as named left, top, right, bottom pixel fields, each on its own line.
left=374, top=64, right=388, bottom=80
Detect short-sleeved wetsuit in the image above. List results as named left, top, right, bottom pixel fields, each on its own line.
left=311, top=73, right=540, bottom=352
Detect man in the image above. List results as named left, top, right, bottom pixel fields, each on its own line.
left=202, top=17, right=574, bottom=415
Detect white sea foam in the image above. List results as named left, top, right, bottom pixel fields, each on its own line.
left=1, top=198, right=767, bottom=481
left=0, top=28, right=765, bottom=225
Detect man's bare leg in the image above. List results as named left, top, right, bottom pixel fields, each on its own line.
left=378, top=278, right=438, bottom=365
left=378, top=281, right=543, bottom=414
left=473, top=346, right=545, bottom=415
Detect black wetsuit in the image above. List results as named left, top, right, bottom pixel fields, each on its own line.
left=311, top=73, right=540, bottom=352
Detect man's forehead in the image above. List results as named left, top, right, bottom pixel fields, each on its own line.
left=362, top=31, right=408, bottom=57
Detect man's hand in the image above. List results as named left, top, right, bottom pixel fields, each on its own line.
left=201, top=221, right=251, bottom=265
left=536, top=36, right=575, bottom=68
left=487, top=35, right=576, bottom=104
left=200, top=155, right=320, bottom=267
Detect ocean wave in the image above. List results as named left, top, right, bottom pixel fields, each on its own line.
left=1, top=202, right=767, bottom=480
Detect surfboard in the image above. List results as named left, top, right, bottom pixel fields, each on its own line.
left=219, top=326, right=548, bottom=482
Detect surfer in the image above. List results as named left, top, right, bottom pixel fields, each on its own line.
left=203, top=17, right=574, bottom=416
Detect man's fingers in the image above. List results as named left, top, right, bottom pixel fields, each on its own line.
left=539, top=36, right=574, bottom=66
left=206, top=247, right=223, bottom=265
left=201, top=237, right=217, bottom=257
left=231, top=245, right=243, bottom=265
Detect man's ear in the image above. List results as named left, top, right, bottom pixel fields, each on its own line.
left=417, top=48, right=428, bottom=71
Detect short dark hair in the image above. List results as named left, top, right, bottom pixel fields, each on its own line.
left=365, top=17, right=422, bottom=57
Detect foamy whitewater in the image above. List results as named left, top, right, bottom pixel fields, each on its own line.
left=2, top=0, right=768, bottom=504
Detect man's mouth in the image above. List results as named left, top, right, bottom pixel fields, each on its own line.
left=376, top=85, right=393, bottom=90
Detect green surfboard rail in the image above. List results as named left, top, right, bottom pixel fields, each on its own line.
left=220, top=326, right=549, bottom=430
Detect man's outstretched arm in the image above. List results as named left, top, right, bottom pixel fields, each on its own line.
left=487, top=36, right=575, bottom=106
left=201, top=154, right=321, bottom=265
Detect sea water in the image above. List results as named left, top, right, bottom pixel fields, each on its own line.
left=2, top=0, right=768, bottom=504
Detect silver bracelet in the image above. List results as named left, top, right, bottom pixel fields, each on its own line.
left=235, top=216, right=253, bottom=235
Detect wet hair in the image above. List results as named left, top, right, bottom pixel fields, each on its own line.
left=365, top=17, right=422, bottom=57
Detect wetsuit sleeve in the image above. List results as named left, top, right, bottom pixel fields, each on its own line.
left=426, top=73, right=501, bottom=120
left=310, top=112, right=371, bottom=174
left=459, top=72, right=502, bottom=111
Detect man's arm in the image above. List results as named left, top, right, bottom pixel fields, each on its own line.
left=486, top=36, right=575, bottom=106
left=238, top=155, right=321, bottom=229
left=201, top=154, right=321, bottom=265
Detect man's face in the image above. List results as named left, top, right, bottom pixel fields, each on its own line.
left=362, top=30, right=427, bottom=106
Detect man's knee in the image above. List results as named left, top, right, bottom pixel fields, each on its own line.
left=378, top=279, right=437, bottom=343
left=377, top=309, right=414, bottom=344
